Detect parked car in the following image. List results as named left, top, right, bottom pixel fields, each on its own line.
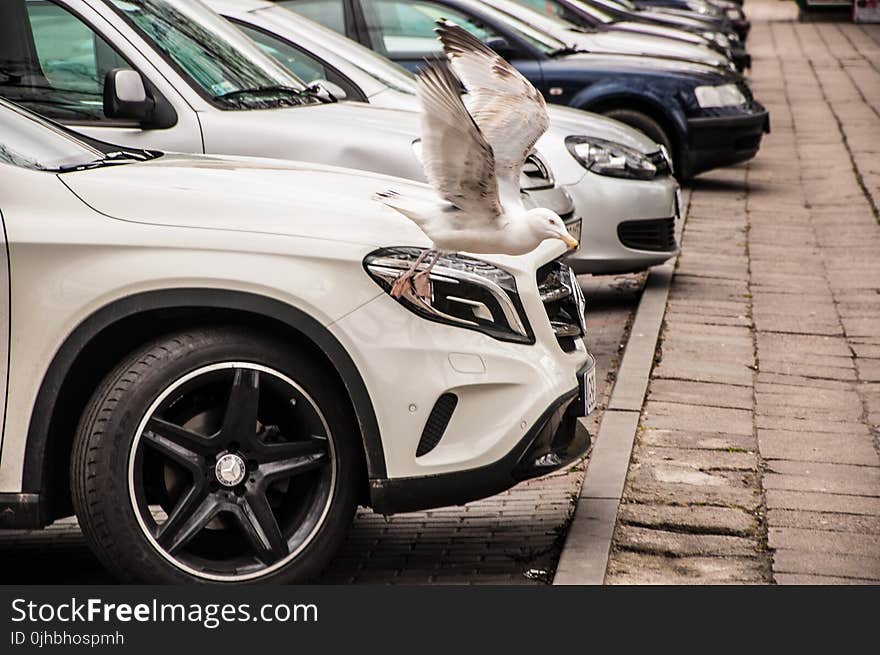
left=0, top=0, right=580, bottom=231
left=632, top=0, right=750, bottom=40
left=576, top=0, right=739, bottom=39
left=0, top=97, right=597, bottom=582
left=281, top=0, right=769, bottom=179
left=211, top=0, right=682, bottom=272
left=0, top=0, right=685, bottom=273
left=507, top=0, right=751, bottom=70
left=476, top=0, right=734, bottom=70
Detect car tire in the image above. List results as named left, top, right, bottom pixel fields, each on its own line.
left=71, top=327, right=362, bottom=584
left=601, top=108, right=676, bottom=170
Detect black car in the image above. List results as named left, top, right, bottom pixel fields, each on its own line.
left=533, top=0, right=751, bottom=69
left=278, top=0, right=768, bottom=179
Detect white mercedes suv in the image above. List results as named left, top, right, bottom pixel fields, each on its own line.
left=0, top=100, right=596, bottom=583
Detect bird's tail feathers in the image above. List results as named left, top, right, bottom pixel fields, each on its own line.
left=373, top=190, right=431, bottom=228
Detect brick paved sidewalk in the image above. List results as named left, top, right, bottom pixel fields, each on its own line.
left=606, top=0, right=880, bottom=584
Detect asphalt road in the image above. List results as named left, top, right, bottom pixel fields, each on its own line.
left=0, top=273, right=643, bottom=584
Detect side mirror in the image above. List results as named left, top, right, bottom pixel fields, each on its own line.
left=311, top=79, right=347, bottom=101
left=484, top=36, right=515, bottom=60
left=103, top=68, right=154, bottom=122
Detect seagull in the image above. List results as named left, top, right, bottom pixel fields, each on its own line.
left=375, top=20, right=579, bottom=299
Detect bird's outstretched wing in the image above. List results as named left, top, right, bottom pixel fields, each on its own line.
left=435, top=20, right=550, bottom=205
left=416, top=59, right=503, bottom=222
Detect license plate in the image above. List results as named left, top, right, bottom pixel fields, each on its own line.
left=580, top=367, right=597, bottom=416
left=566, top=217, right=582, bottom=242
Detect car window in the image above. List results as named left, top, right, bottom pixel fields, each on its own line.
left=510, top=0, right=594, bottom=24
left=0, top=99, right=103, bottom=171
left=359, top=0, right=497, bottom=58
left=275, top=0, right=346, bottom=35
left=0, top=0, right=133, bottom=122
left=237, top=23, right=328, bottom=83
left=266, top=4, right=418, bottom=93
left=234, top=22, right=362, bottom=99
left=576, top=0, right=621, bottom=21
left=105, top=0, right=313, bottom=110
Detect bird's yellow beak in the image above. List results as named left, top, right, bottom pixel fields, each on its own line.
left=560, top=233, right=579, bottom=250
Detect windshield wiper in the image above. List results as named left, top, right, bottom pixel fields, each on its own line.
left=549, top=45, right=582, bottom=57
left=216, top=85, right=306, bottom=102
left=56, top=151, right=149, bottom=173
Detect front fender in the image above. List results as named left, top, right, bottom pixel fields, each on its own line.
left=569, top=82, right=689, bottom=144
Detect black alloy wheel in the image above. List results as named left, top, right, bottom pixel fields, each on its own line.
left=71, top=329, right=362, bottom=583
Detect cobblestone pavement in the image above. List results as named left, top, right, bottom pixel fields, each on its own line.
left=0, top=275, right=642, bottom=584
left=606, top=0, right=880, bottom=584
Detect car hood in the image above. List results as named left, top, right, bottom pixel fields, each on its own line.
left=60, top=152, right=566, bottom=266
left=199, top=101, right=423, bottom=181
left=555, top=51, right=731, bottom=82
left=567, top=29, right=727, bottom=68
left=639, top=9, right=720, bottom=29
left=60, top=153, right=434, bottom=247
left=610, top=20, right=706, bottom=45
left=198, top=100, right=574, bottom=210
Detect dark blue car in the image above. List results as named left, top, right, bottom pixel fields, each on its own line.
left=276, top=0, right=768, bottom=179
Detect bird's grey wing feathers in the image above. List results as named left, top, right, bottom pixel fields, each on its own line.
left=435, top=20, right=549, bottom=205
left=416, top=59, right=503, bottom=224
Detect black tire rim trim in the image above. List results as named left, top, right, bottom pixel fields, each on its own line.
left=127, top=362, right=337, bottom=581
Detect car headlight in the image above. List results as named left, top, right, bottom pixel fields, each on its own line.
left=565, top=136, right=657, bottom=180
left=694, top=83, right=747, bottom=108
left=364, top=247, right=533, bottom=343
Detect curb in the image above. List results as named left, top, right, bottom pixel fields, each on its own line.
left=552, top=191, right=689, bottom=585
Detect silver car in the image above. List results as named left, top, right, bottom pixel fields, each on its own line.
left=209, top=0, right=681, bottom=273
left=478, top=0, right=734, bottom=70
left=0, top=0, right=574, bottom=231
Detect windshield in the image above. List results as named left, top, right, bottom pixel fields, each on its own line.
left=0, top=98, right=104, bottom=171
left=266, top=5, right=418, bottom=93
left=487, top=0, right=584, bottom=34
left=105, top=0, right=315, bottom=109
left=466, top=1, right=569, bottom=55
left=505, top=0, right=612, bottom=24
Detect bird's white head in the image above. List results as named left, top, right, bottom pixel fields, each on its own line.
left=526, top=208, right=579, bottom=250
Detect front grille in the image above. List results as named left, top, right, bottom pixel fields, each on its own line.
left=536, top=261, right=587, bottom=353
left=416, top=393, right=458, bottom=457
left=520, top=153, right=554, bottom=190
left=617, top=218, right=677, bottom=253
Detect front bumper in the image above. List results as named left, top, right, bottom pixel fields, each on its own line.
left=331, top=244, right=594, bottom=501
left=683, top=103, right=770, bottom=178
left=370, top=356, right=595, bottom=514
left=562, top=172, right=680, bottom=274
